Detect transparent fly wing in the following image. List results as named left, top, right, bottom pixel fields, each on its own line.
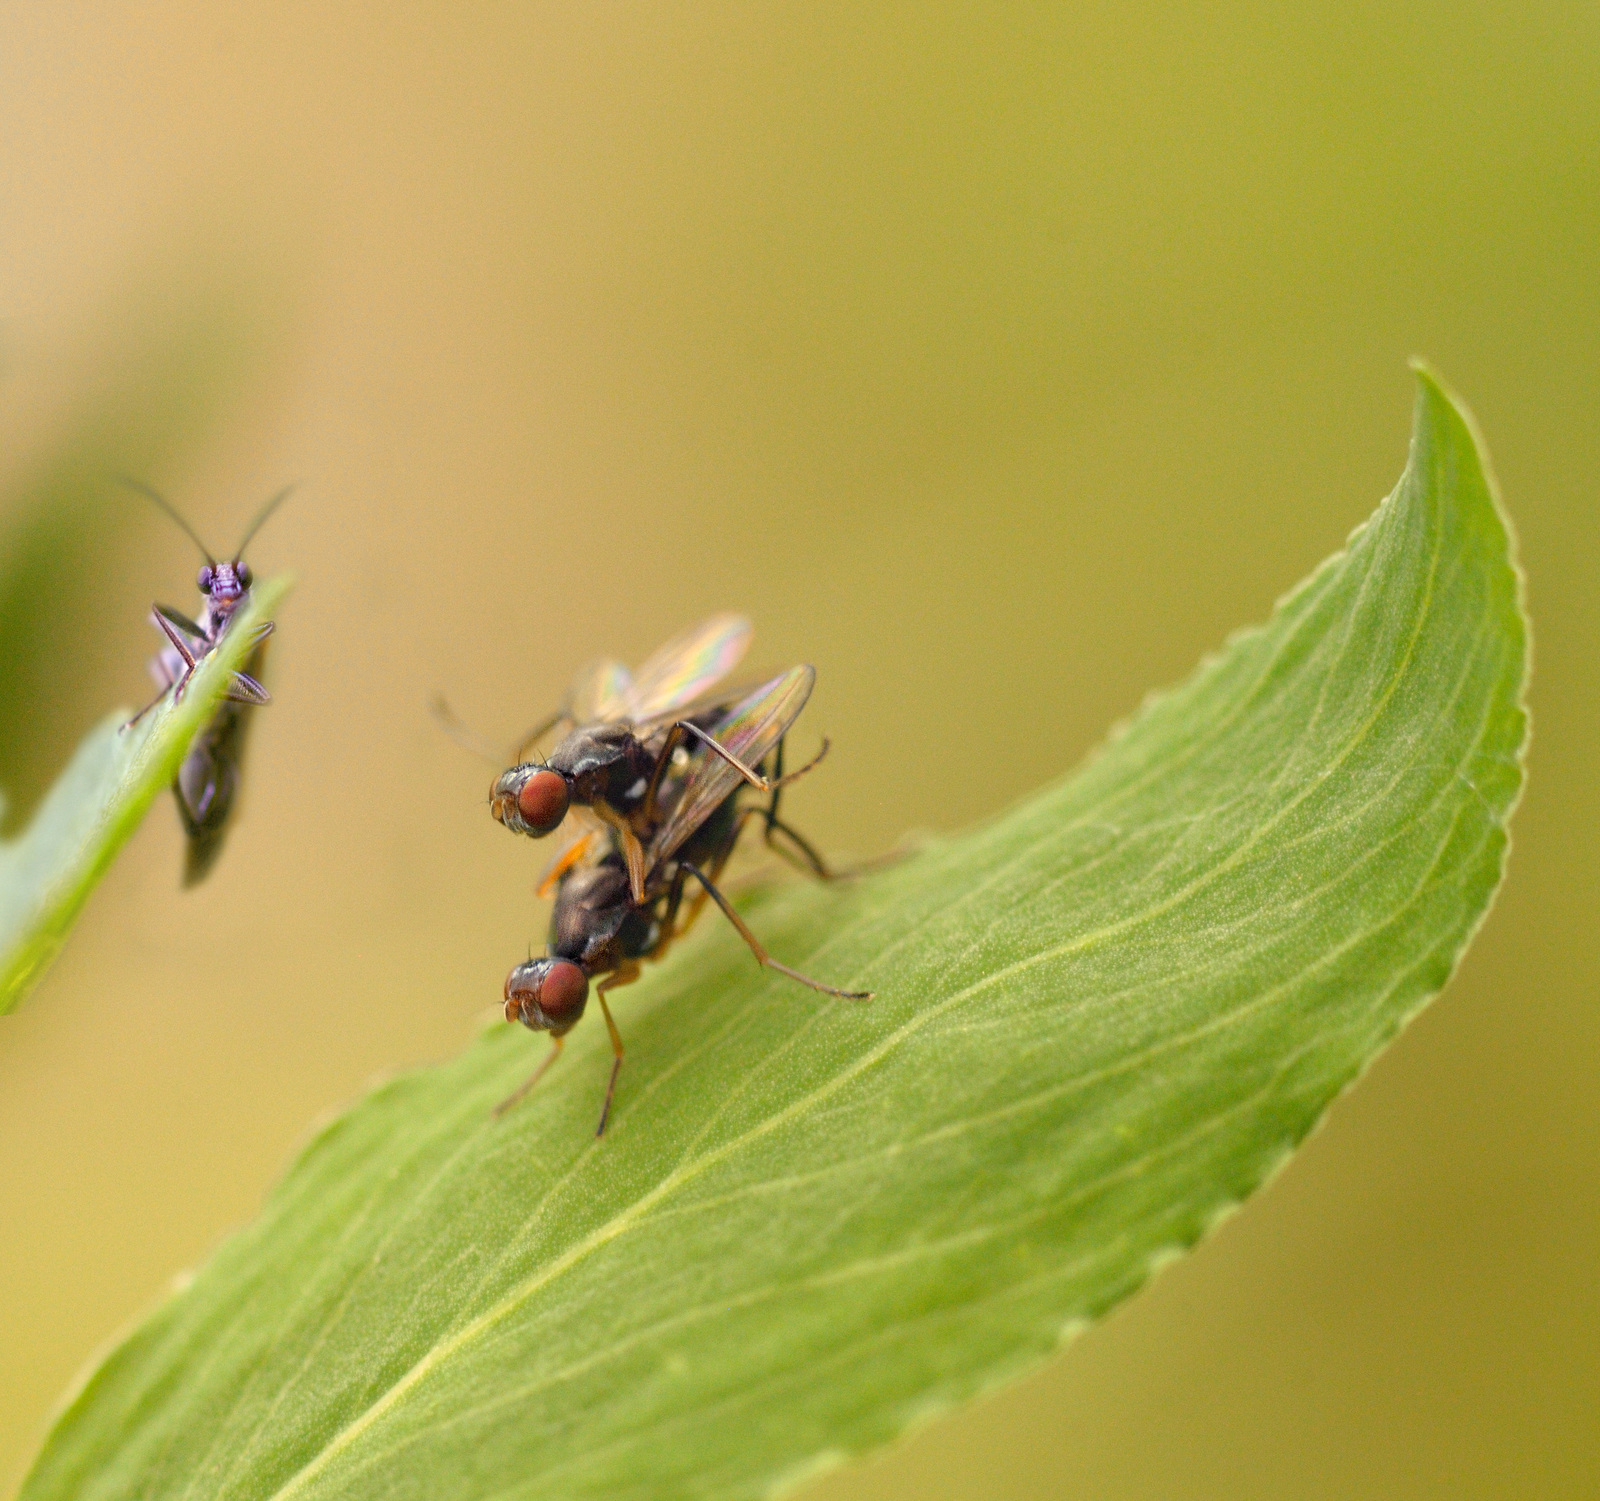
left=621, top=614, right=752, bottom=723
left=629, top=675, right=770, bottom=741
left=568, top=659, right=633, bottom=723
left=646, top=665, right=815, bottom=871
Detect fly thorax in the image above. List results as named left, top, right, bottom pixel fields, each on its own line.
left=549, top=724, right=630, bottom=785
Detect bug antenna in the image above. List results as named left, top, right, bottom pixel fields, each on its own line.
left=429, top=693, right=504, bottom=767
left=234, top=483, right=294, bottom=558
left=118, top=476, right=215, bottom=564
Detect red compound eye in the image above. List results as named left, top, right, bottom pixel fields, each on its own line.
left=516, top=769, right=569, bottom=835
left=537, top=960, right=589, bottom=1024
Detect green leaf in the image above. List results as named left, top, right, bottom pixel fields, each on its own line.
left=0, top=576, right=292, bottom=1013
left=0, top=283, right=278, bottom=830
left=19, top=367, right=1525, bottom=1501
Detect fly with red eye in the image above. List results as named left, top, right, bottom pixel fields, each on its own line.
left=497, top=667, right=874, bottom=1134
left=485, top=615, right=770, bottom=899
left=122, top=480, right=290, bottom=884
left=436, top=614, right=826, bottom=903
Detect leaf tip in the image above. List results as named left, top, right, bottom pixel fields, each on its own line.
left=1406, top=357, right=1477, bottom=450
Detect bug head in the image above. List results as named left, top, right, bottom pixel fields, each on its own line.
left=124, top=477, right=289, bottom=610
left=490, top=764, right=571, bottom=837
left=199, top=559, right=252, bottom=613
left=504, top=957, right=589, bottom=1034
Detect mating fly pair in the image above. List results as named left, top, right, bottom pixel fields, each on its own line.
left=448, top=615, right=871, bottom=1131
left=125, top=481, right=289, bottom=885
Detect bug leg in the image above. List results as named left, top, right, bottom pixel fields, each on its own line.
left=752, top=737, right=821, bottom=874
left=594, top=964, right=641, bottom=1135
left=123, top=687, right=172, bottom=729
left=639, top=720, right=830, bottom=830
left=124, top=607, right=201, bottom=729
left=156, top=603, right=209, bottom=640
left=224, top=671, right=272, bottom=706
left=758, top=735, right=900, bottom=882
left=762, top=816, right=847, bottom=880
left=760, top=810, right=903, bottom=883
left=647, top=863, right=698, bottom=964
left=673, top=722, right=830, bottom=795
left=594, top=802, right=648, bottom=902
left=763, top=733, right=831, bottom=793
left=125, top=657, right=178, bottom=728
left=493, top=1034, right=564, bottom=1117
left=536, top=831, right=597, bottom=900
left=639, top=721, right=692, bottom=824
left=764, top=735, right=788, bottom=824
left=663, top=801, right=770, bottom=943
left=153, top=605, right=201, bottom=664
left=679, top=861, right=872, bottom=999
left=151, top=606, right=203, bottom=703
left=778, top=822, right=906, bottom=880
left=431, top=696, right=568, bottom=769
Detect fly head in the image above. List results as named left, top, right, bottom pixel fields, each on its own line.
left=505, top=957, right=590, bottom=1034
left=491, top=764, right=571, bottom=836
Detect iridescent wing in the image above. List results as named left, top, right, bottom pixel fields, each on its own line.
left=646, top=665, right=815, bottom=871
left=621, top=614, right=752, bottom=723
left=567, top=658, right=633, bottom=723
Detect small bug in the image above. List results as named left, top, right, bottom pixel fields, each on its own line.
left=124, top=480, right=288, bottom=884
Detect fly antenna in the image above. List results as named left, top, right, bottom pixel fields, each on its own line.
left=118, top=476, right=215, bottom=564
left=429, top=693, right=504, bottom=767
left=234, top=483, right=295, bottom=558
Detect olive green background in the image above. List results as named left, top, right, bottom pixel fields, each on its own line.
left=0, top=4, right=1592, bottom=1498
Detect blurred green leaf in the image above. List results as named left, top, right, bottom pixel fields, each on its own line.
left=19, top=368, right=1524, bottom=1501
left=0, top=577, right=291, bottom=1014
left=0, top=291, right=273, bottom=831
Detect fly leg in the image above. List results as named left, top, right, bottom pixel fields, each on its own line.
left=594, top=801, right=648, bottom=902
left=536, top=831, right=597, bottom=900
left=648, top=864, right=694, bottom=963
left=493, top=1035, right=565, bottom=1117
left=679, top=861, right=872, bottom=999
left=682, top=724, right=829, bottom=792
left=759, top=736, right=846, bottom=881
left=662, top=795, right=768, bottom=945
left=757, top=737, right=903, bottom=881
left=761, top=810, right=901, bottom=882
left=594, top=963, right=641, bottom=1135
left=639, top=719, right=830, bottom=824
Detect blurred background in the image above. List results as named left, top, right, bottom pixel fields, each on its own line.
left=0, top=3, right=1594, bottom=1497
